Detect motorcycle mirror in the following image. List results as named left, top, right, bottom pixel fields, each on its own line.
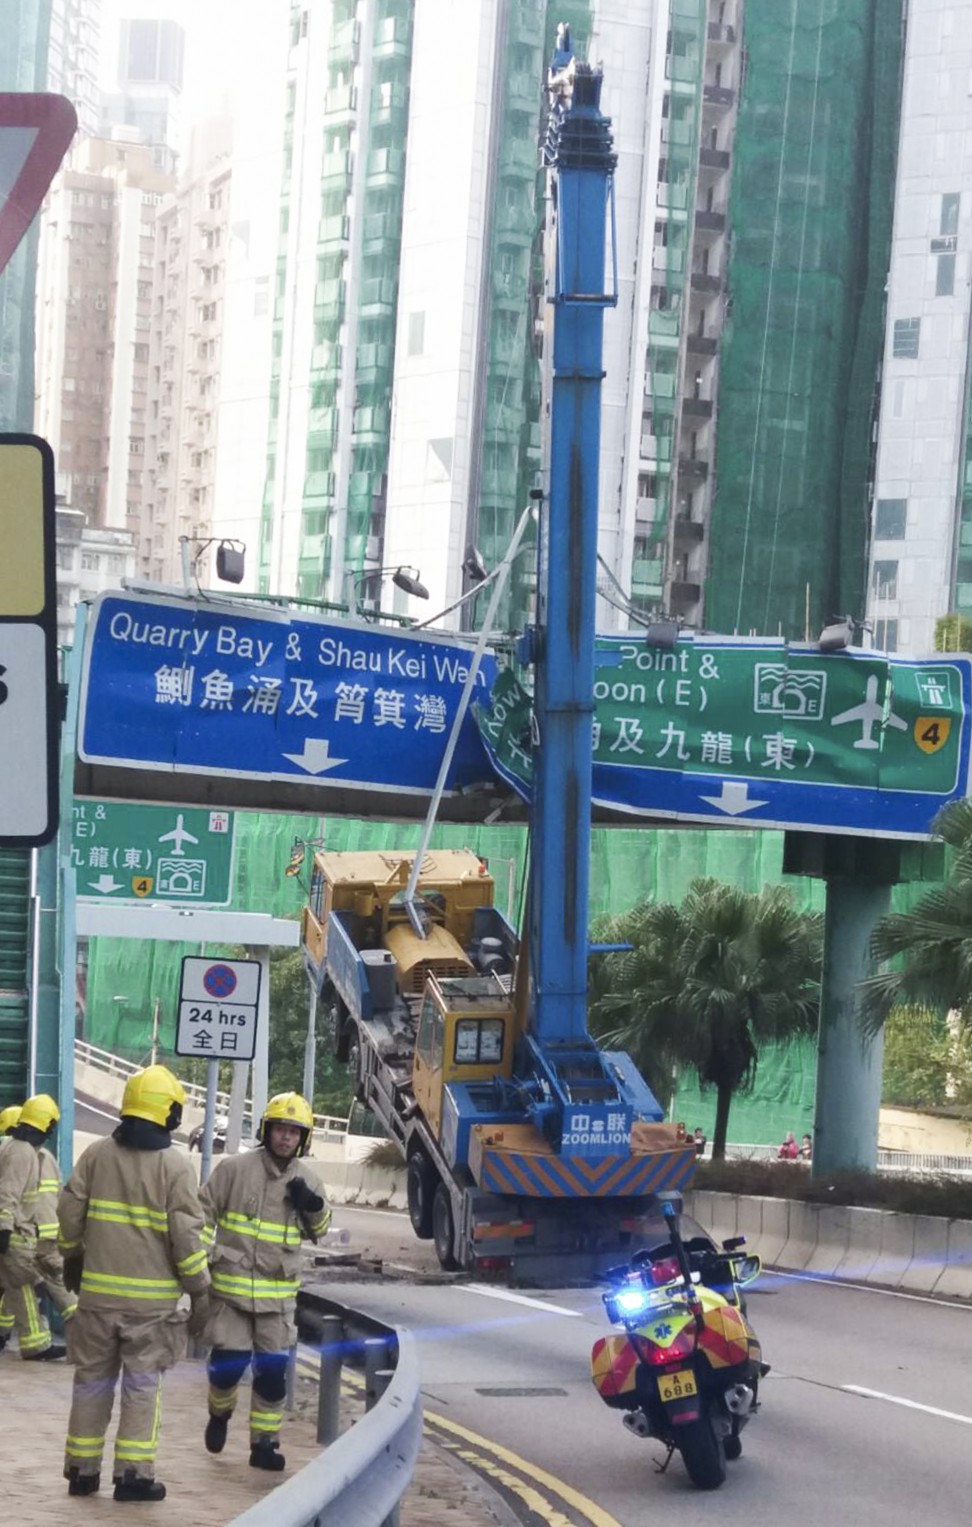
left=735, top=1254, right=762, bottom=1286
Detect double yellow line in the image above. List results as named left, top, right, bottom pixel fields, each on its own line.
left=296, top=1351, right=622, bottom=1527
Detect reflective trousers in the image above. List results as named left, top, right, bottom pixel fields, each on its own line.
left=206, top=1301, right=294, bottom=1446
left=65, top=1305, right=184, bottom=1480
left=0, top=1238, right=76, bottom=1354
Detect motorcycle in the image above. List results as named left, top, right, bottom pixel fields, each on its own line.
left=591, top=1193, right=768, bottom=1490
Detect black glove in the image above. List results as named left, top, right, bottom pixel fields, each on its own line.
left=63, top=1252, right=84, bottom=1294
left=0, top=1228, right=10, bottom=1256
left=286, top=1176, right=324, bottom=1215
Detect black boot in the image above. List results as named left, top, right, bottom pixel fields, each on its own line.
left=67, top=1468, right=101, bottom=1496
left=113, top=1471, right=166, bottom=1502
left=205, top=1413, right=229, bottom=1454
left=249, top=1440, right=286, bottom=1472
left=23, top=1343, right=67, bottom=1361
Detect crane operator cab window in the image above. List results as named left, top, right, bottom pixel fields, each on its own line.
left=416, top=994, right=444, bottom=1071
left=454, top=1018, right=504, bottom=1066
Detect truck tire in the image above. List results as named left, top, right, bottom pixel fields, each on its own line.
left=432, top=1182, right=460, bottom=1271
left=406, top=1153, right=435, bottom=1239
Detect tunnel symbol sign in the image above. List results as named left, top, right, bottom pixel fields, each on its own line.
left=203, top=964, right=238, bottom=999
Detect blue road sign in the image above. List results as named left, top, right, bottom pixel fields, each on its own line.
left=78, top=592, right=497, bottom=803
left=478, top=637, right=972, bottom=841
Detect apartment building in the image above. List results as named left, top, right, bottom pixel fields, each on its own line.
left=35, top=137, right=173, bottom=530
left=866, top=0, right=972, bottom=654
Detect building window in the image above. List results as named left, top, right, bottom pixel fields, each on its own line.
left=941, top=193, right=960, bottom=236
left=892, top=318, right=920, bottom=359
left=407, top=311, right=424, bottom=357
left=936, top=254, right=955, bottom=297
left=81, top=552, right=100, bottom=571
left=875, top=619, right=898, bottom=653
left=874, top=498, right=906, bottom=539
left=872, top=560, right=898, bottom=600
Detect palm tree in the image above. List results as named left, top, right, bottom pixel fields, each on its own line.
left=590, top=878, right=823, bottom=1158
left=860, top=798, right=972, bottom=1031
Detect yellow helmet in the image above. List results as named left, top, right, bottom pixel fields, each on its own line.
left=19, top=1094, right=60, bottom=1134
left=258, top=1092, right=314, bottom=1155
left=0, top=1105, right=22, bottom=1135
left=121, top=1065, right=187, bottom=1130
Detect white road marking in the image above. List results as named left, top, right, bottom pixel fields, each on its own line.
left=770, top=1268, right=972, bottom=1311
left=333, top=1204, right=407, bottom=1220
left=843, top=1385, right=972, bottom=1427
left=458, top=1283, right=582, bottom=1318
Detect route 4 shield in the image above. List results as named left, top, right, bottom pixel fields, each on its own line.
left=914, top=717, right=951, bottom=755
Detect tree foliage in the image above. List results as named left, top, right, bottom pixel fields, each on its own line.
left=589, top=878, right=822, bottom=1158
left=881, top=1005, right=972, bottom=1111
left=860, top=798, right=972, bottom=1032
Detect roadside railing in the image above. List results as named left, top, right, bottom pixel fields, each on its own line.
left=74, top=1038, right=349, bottom=1138
left=724, top=1140, right=972, bottom=1176
left=226, top=1289, right=422, bottom=1527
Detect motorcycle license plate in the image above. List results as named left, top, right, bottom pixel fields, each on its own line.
left=658, top=1369, right=697, bottom=1403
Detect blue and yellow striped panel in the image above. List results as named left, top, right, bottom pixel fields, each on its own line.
left=475, top=1143, right=697, bottom=1199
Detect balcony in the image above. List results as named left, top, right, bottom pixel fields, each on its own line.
left=359, top=277, right=395, bottom=316
left=494, top=200, right=532, bottom=245
left=707, top=21, right=737, bottom=45
left=635, top=495, right=657, bottom=526
left=328, top=18, right=360, bottom=66
left=372, top=16, right=409, bottom=58
left=311, top=341, right=342, bottom=377
left=670, top=579, right=702, bottom=606
left=366, top=146, right=405, bottom=189
left=318, top=214, right=350, bottom=248
left=322, top=149, right=353, bottom=188
left=682, top=396, right=713, bottom=420
left=355, top=341, right=393, bottom=381
left=674, top=516, right=705, bottom=545
left=508, top=71, right=539, bottom=110
left=694, top=208, right=726, bottom=235
left=690, top=270, right=723, bottom=295
left=687, top=331, right=718, bottom=357
left=362, top=210, right=400, bottom=248
left=703, top=84, right=736, bottom=109
left=699, top=147, right=730, bottom=172
left=499, top=137, right=539, bottom=179
left=324, top=84, right=358, bottom=120
left=371, top=82, right=408, bottom=128
left=631, top=557, right=665, bottom=593
left=678, top=456, right=709, bottom=482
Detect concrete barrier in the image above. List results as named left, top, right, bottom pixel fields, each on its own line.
left=805, top=1205, right=851, bottom=1277
left=869, top=1212, right=915, bottom=1289
left=900, top=1214, right=951, bottom=1294
left=836, top=1207, right=884, bottom=1283
left=935, top=1219, right=972, bottom=1298
left=777, top=1199, right=819, bottom=1271
left=754, top=1196, right=789, bottom=1266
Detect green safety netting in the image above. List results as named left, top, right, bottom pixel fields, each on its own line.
left=706, top=0, right=904, bottom=642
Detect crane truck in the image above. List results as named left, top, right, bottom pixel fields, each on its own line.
left=301, top=40, right=696, bottom=1282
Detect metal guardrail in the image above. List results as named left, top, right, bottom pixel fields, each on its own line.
left=226, top=1290, right=422, bottom=1527
left=74, top=1038, right=350, bottom=1137
left=725, top=1141, right=972, bottom=1176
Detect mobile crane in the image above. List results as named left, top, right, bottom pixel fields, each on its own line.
left=301, top=39, right=697, bottom=1281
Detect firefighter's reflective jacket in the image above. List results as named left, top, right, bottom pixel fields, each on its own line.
left=200, top=1149, right=330, bottom=1314
left=0, top=1139, right=41, bottom=1243
left=58, top=1136, right=209, bottom=1310
left=25, top=1146, right=62, bottom=1240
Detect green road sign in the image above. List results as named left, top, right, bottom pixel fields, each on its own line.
left=73, top=801, right=235, bottom=904
left=477, top=638, right=972, bottom=839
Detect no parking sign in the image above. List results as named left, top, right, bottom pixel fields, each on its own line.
left=176, top=955, right=261, bottom=1061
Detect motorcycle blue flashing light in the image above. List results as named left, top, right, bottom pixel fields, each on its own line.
left=616, top=1287, right=651, bottom=1316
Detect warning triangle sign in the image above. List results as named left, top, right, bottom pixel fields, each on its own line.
left=0, top=93, right=77, bottom=276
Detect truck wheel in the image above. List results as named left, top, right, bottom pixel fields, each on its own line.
left=432, top=1182, right=460, bottom=1271
left=407, top=1154, right=435, bottom=1239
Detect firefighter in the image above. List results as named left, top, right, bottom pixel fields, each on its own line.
left=58, top=1064, right=211, bottom=1502
left=201, top=1091, right=330, bottom=1472
left=0, top=1103, right=22, bottom=1350
left=0, top=1093, right=67, bottom=1360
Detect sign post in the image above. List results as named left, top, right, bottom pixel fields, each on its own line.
left=73, top=801, right=235, bottom=904
left=176, top=955, right=262, bottom=1182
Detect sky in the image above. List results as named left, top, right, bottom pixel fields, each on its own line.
left=98, top=0, right=286, bottom=114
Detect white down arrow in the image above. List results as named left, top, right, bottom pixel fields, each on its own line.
left=282, top=738, right=348, bottom=775
left=699, top=781, right=768, bottom=817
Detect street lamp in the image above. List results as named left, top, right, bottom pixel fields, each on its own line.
left=345, top=564, right=429, bottom=616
